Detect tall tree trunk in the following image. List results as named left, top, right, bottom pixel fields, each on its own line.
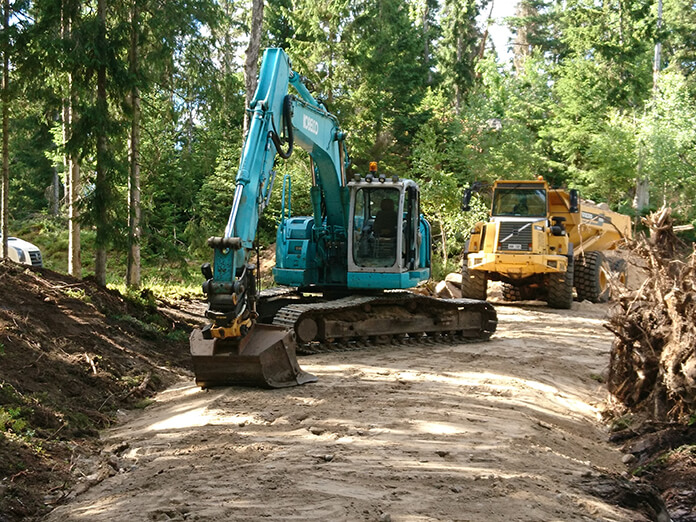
left=422, top=2, right=432, bottom=85
left=513, top=0, right=533, bottom=75
left=94, top=0, right=108, bottom=286
left=477, top=0, right=494, bottom=63
left=63, top=0, right=81, bottom=277
left=633, top=0, right=663, bottom=222
left=438, top=214, right=447, bottom=266
left=243, top=0, right=264, bottom=135
left=1, top=0, right=9, bottom=260
left=126, top=0, right=141, bottom=289
left=653, top=0, right=663, bottom=91
left=51, top=166, right=60, bottom=216
left=473, top=0, right=494, bottom=84
left=454, top=34, right=462, bottom=114
left=68, top=149, right=81, bottom=276
left=222, top=0, right=233, bottom=78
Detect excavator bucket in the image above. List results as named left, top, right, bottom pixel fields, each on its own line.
left=190, top=323, right=317, bottom=389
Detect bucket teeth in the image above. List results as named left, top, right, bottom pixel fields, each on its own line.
left=190, top=324, right=317, bottom=389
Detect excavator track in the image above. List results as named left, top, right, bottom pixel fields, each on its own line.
left=294, top=329, right=495, bottom=355
left=263, top=292, right=497, bottom=355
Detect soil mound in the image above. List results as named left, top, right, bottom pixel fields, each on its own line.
left=0, top=260, right=195, bottom=521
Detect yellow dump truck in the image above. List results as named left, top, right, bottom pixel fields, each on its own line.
left=461, top=179, right=632, bottom=308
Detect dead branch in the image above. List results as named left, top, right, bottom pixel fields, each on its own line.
left=607, top=207, right=696, bottom=423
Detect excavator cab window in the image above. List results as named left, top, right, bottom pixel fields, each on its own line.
left=492, top=188, right=547, bottom=218
left=353, top=187, right=400, bottom=267
left=404, top=186, right=419, bottom=269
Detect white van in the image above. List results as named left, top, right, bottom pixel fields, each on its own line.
left=0, top=234, right=43, bottom=267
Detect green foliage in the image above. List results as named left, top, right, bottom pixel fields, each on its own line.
left=7, top=102, right=56, bottom=220
left=560, top=0, right=654, bottom=109
left=3, top=0, right=696, bottom=288
left=341, top=0, right=431, bottom=172
left=581, top=110, right=638, bottom=205
left=438, top=0, right=484, bottom=107
left=410, top=119, right=490, bottom=265
left=664, top=0, right=696, bottom=93
left=637, top=71, right=696, bottom=215
left=62, top=288, right=91, bottom=303
left=13, top=215, right=97, bottom=273
left=453, top=55, right=554, bottom=182
left=0, top=383, right=36, bottom=441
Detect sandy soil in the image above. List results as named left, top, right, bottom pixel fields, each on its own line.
left=46, top=301, right=643, bottom=522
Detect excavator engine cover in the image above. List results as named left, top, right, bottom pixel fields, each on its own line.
left=190, top=323, right=317, bottom=389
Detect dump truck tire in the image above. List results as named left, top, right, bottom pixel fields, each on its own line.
left=502, top=283, right=537, bottom=301
left=547, top=257, right=574, bottom=309
left=575, top=251, right=610, bottom=302
left=461, top=265, right=487, bottom=300
left=501, top=283, right=520, bottom=301
left=610, top=258, right=628, bottom=287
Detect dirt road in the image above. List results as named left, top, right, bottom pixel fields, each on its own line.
left=46, top=302, right=641, bottom=522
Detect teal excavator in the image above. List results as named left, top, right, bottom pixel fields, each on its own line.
left=190, top=48, right=497, bottom=388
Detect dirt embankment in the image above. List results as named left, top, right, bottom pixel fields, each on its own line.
left=0, top=260, right=197, bottom=521
left=44, top=300, right=666, bottom=522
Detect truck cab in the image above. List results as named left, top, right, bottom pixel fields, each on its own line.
left=272, top=173, right=431, bottom=291
left=346, top=176, right=430, bottom=289
left=466, top=180, right=571, bottom=281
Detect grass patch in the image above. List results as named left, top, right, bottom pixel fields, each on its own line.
left=108, top=275, right=202, bottom=303
left=166, top=329, right=189, bottom=342
left=0, top=406, right=32, bottom=437
left=12, top=216, right=204, bottom=298
left=62, top=288, right=91, bottom=303
left=112, top=314, right=163, bottom=340
left=609, top=413, right=634, bottom=432
left=134, top=398, right=155, bottom=409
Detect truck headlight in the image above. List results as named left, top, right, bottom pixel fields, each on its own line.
left=12, top=246, right=26, bottom=263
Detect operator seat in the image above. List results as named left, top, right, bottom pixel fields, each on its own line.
left=373, top=198, right=398, bottom=237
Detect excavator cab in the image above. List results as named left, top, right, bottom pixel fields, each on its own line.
left=347, top=170, right=430, bottom=289
left=352, top=186, right=400, bottom=267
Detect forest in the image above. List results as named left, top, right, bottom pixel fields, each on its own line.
left=0, top=0, right=695, bottom=289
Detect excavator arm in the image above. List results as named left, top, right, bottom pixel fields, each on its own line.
left=203, top=48, right=348, bottom=339
left=192, top=48, right=348, bottom=388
